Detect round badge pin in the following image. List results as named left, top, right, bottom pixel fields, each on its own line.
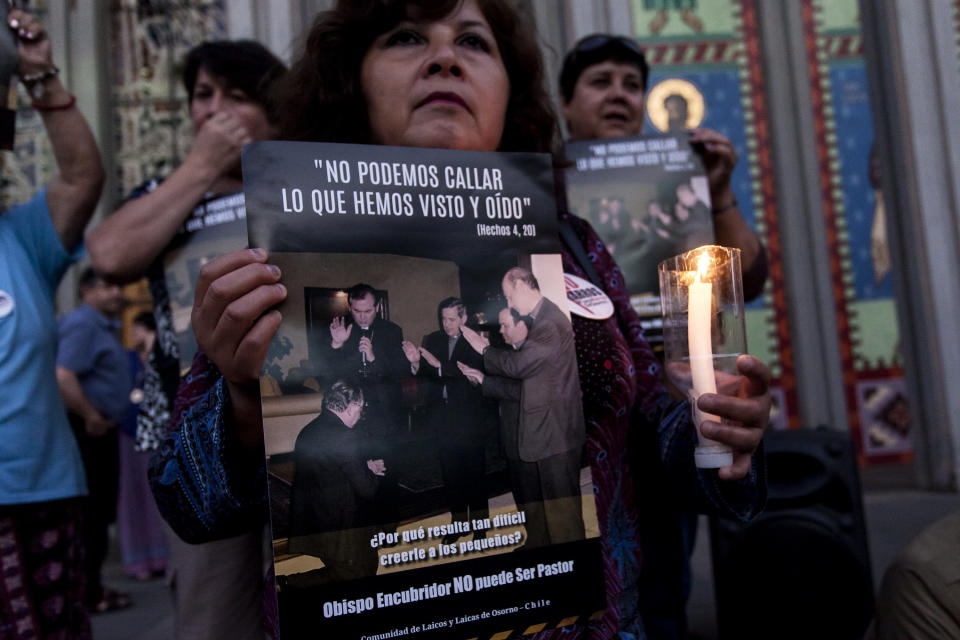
left=0, top=290, right=14, bottom=318
left=563, top=274, right=614, bottom=320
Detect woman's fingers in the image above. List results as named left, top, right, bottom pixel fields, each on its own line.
left=194, top=248, right=268, bottom=310
left=195, top=257, right=279, bottom=337
left=191, top=247, right=286, bottom=385
left=210, top=280, right=287, bottom=356
left=718, top=453, right=753, bottom=481
left=232, top=309, right=284, bottom=382
left=700, top=420, right=763, bottom=452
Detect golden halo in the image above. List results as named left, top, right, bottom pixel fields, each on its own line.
left=645, top=78, right=706, bottom=133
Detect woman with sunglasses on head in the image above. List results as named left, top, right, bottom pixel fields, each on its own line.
left=560, top=36, right=770, bottom=639
left=559, top=33, right=767, bottom=302
left=154, top=2, right=771, bottom=637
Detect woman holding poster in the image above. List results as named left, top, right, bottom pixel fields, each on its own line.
left=88, top=40, right=286, bottom=640
left=153, top=1, right=772, bottom=638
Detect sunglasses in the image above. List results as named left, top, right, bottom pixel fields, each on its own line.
left=572, top=34, right=644, bottom=57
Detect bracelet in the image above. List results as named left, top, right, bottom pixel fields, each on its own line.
left=21, top=65, right=60, bottom=101
left=32, top=94, right=76, bottom=112
left=20, top=64, right=59, bottom=86
left=712, top=197, right=738, bottom=215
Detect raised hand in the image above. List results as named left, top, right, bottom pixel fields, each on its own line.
left=457, top=361, right=484, bottom=385
left=419, top=347, right=441, bottom=370
left=690, top=127, right=738, bottom=201
left=401, top=340, right=420, bottom=364
left=330, top=316, right=352, bottom=348
left=460, top=325, right=489, bottom=355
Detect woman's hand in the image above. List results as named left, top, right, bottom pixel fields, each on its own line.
left=689, top=127, right=738, bottom=201
left=185, top=112, right=253, bottom=185
left=696, top=354, right=772, bottom=481
left=9, top=10, right=52, bottom=78
left=192, top=248, right=286, bottom=395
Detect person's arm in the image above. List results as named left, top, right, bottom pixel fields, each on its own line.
left=340, top=456, right=380, bottom=501
left=9, top=10, right=103, bottom=251
left=690, top=127, right=767, bottom=301
left=148, top=349, right=268, bottom=543
left=564, top=213, right=767, bottom=519
left=55, top=366, right=112, bottom=436
left=87, top=112, right=252, bottom=283
left=418, top=345, right=442, bottom=377
left=149, top=247, right=281, bottom=541
left=190, top=248, right=286, bottom=454
left=55, top=313, right=113, bottom=435
left=481, top=374, right=521, bottom=401
left=482, top=322, right=557, bottom=380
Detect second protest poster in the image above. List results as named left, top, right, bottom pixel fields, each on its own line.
left=243, top=141, right=604, bottom=639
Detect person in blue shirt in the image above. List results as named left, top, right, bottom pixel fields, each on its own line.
left=0, top=9, right=104, bottom=638
left=56, top=267, right=132, bottom=613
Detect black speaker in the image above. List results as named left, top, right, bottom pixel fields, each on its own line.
left=709, top=428, right=875, bottom=640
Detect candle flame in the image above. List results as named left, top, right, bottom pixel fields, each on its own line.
left=695, top=251, right=711, bottom=283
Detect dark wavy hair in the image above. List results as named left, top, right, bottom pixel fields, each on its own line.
left=437, top=296, right=466, bottom=328
left=273, top=0, right=560, bottom=156
left=182, top=40, right=287, bottom=116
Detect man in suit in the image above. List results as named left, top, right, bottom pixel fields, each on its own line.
left=325, top=283, right=408, bottom=435
left=287, top=380, right=385, bottom=582
left=461, top=267, right=586, bottom=544
left=459, top=308, right=553, bottom=548
left=402, top=298, right=488, bottom=541
left=323, top=283, right=409, bottom=523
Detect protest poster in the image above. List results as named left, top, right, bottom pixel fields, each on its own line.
left=161, top=190, right=247, bottom=374
left=243, top=141, right=605, bottom=639
left=564, top=133, right=713, bottom=344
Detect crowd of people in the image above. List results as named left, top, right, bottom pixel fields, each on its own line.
left=2, top=2, right=946, bottom=639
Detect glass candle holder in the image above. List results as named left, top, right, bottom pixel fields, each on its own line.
left=658, top=245, right=746, bottom=469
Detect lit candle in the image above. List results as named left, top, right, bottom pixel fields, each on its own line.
left=688, top=252, right=718, bottom=403
left=688, top=251, right=732, bottom=468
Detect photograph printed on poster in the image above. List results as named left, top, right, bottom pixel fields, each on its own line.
left=564, top=132, right=713, bottom=326
left=161, top=190, right=247, bottom=374
left=243, top=141, right=605, bottom=639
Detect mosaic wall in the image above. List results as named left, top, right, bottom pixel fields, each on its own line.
left=0, top=2, right=50, bottom=210
left=110, top=0, right=227, bottom=201
left=110, top=1, right=228, bottom=337
left=2, top=1, right=226, bottom=206
left=630, top=0, right=798, bottom=430
left=805, top=0, right=912, bottom=462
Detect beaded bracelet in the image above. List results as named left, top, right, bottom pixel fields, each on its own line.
left=20, top=64, right=60, bottom=86
left=21, top=65, right=60, bottom=100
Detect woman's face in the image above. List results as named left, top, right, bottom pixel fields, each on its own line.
left=360, top=0, right=510, bottom=151
left=190, top=68, right=274, bottom=141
